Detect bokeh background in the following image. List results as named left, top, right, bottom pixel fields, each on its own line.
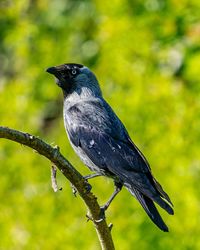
left=1, top=0, right=200, bottom=249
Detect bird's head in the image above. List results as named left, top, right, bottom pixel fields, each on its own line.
left=46, top=63, right=101, bottom=98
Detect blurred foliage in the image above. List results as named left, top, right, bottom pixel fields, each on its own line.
left=0, top=0, right=200, bottom=249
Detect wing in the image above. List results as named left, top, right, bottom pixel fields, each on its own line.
left=65, top=99, right=173, bottom=208
left=66, top=100, right=150, bottom=174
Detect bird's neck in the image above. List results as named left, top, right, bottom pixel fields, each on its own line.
left=63, top=85, right=102, bottom=108
left=63, top=76, right=102, bottom=102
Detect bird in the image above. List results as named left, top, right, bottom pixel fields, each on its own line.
left=46, top=63, right=174, bottom=232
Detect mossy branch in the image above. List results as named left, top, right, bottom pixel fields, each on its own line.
left=0, top=126, right=115, bottom=250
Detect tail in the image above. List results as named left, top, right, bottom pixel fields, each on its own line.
left=152, top=177, right=173, bottom=207
left=123, top=172, right=174, bottom=216
left=127, top=187, right=172, bottom=232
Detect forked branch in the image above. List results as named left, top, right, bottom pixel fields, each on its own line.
left=0, top=126, right=115, bottom=250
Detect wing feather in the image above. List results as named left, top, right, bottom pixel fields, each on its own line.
left=65, top=101, right=173, bottom=213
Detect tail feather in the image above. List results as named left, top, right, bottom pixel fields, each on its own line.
left=152, top=194, right=174, bottom=215
left=124, top=179, right=174, bottom=215
left=153, top=177, right=173, bottom=207
left=128, top=187, right=169, bottom=232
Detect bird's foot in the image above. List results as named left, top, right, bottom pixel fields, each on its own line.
left=95, top=206, right=106, bottom=223
left=70, top=179, right=91, bottom=197
left=85, top=206, right=106, bottom=223
left=84, top=181, right=92, bottom=194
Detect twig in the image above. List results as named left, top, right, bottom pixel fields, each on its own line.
left=0, top=126, right=115, bottom=250
left=51, top=165, right=59, bottom=192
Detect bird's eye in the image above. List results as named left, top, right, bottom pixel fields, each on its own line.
left=71, top=69, right=77, bottom=75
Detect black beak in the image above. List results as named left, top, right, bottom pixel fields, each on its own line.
left=46, top=67, right=57, bottom=75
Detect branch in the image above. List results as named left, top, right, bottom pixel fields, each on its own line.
left=0, top=126, right=115, bottom=250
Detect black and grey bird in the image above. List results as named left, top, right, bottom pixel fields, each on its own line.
left=46, top=63, right=174, bottom=232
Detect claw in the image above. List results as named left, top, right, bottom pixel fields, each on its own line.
left=95, top=206, right=106, bottom=223
left=84, top=182, right=92, bottom=193
left=86, top=207, right=106, bottom=223
left=95, top=218, right=104, bottom=223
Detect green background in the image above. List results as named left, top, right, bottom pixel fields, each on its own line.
left=1, top=0, right=200, bottom=249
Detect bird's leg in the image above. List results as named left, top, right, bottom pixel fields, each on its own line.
left=96, top=181, right=123, bottom=222
left=84, top=172, right=102, bottom=180
left=71, top=173, right=100, bottom=196
left=101, top=181, right=123, bottom=211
